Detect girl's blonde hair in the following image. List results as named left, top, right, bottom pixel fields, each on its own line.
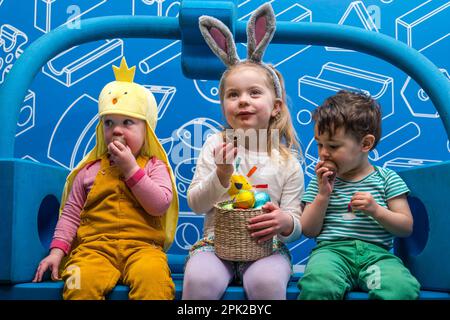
left=219, top=61, right=302, bottom=160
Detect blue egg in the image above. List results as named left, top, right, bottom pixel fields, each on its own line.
left=254, top=192, right=271, bottom=209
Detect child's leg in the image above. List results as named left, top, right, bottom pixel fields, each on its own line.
left=61, top=242, right=120, bottom=300
left=298, top=241, right=355, bottom=300
left=122, top=242, right=175, bottom=300
left=357, top=243, right=420, bottom=300
left=182, top=251, right=234, bottom=300
left=242, top=253, right=291, bottom=300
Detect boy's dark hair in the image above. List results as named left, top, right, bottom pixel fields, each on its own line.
left=312, top=90, right=382, bottom=150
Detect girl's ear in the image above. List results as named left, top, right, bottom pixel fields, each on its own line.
left=199, top=16, right=240, bottom=66
left=247, top=3, right=276, bottom=62
left=361, top=134, right=375, bottom=152
left=271, top=99, right=282, bottom=117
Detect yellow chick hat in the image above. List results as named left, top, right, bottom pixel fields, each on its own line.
left=60, top=57, right=179, bottom=251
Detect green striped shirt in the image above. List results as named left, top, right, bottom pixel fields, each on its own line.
left=302, top=166, right=409, bottom=249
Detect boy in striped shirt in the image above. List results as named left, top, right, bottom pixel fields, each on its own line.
left=298, top=90, right=420, bottom=300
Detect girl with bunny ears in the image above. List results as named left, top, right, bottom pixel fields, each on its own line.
left=183, top=3, right=304, bottom=300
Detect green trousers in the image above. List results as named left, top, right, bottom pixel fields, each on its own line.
left=298, top=240, right=420, bottom=300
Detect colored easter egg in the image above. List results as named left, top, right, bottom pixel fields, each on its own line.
left=221, top=203, right=234, bottom=210
left=232, top=190, right=255, bottom=209
left=254, top=191, right=271, bottom=209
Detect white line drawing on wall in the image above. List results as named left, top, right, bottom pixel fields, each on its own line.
left=0, top=25, right=32, bottom=137
left=238, top=0, right=275, bottom=20
left=303, top=137, right=320, bottom=179
left=369, top=122, right=420, bottom=161
left=447, top=140, right=450, bottom=152
left=162, top=117, right=223, bottom=158
left=16, top=90, right=36, bottom=137
left=298, top=62, right=394, bottom=120
left=396, top=0, right=449, bottom=52
left=162, top=118, right=223, bottom=198
left=326, top=1, right=379, bottom=52
left=401, top=68, right=449, bottom=118
left=289, top=237, right=312, bottom=254
left=193, top=79, right=220, bottom=105
left=144, top=84, right=176, bottom=120
left=174, top=117, right=223, bottom=151
left=266, top=3, right=312, bottom=67
left=174, top=221, right=201, bottom=250
left=291, top=237, right=313, bottom=271
left=383, top=157, right=440, bottom=169
left=139, top=40, right=181, bottom=74
left=381, top=0, right=394, bottom=4
left=0, top=24, right=28, bottom=84
left=164, top=1, right=181, bottom=17
left=48, top=94, right=99, bottom=170
left=296, top=109, right=312, bottom=126
left=21, top=155, right=39, bottom=163
left=34, top=0, right=107, bottom=33
left=42, top=39, right=123, bottom=87
left=173, top=157, right=197, bottom=199
left=276, top=3, right=312, bottom=26
left=132, top=0, right=180, bottom=17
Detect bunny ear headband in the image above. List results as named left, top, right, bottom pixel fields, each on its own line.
left=199, top=3, right=282, bottom=99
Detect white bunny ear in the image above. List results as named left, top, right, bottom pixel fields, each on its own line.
left=246, top=3, right=276, bottom=62
left=199, top=15, right=240, bottom=67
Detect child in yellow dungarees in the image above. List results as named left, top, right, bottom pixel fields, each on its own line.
left=33, top=58, right=179, bottom=300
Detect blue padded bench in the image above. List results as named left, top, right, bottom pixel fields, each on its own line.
left=1, top=0, right=450, bottom=304
left=1, top=254, right=450, bottom=300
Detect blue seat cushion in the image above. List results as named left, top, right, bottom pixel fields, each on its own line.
left=1, top=255, right=449, bottom=300
left=2, top=276, right=450, bottom=300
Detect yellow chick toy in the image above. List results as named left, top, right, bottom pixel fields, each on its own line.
left=228, top=174, right=253, bottom=197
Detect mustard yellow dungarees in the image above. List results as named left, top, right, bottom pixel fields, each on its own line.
left=61, top=155, right=175, bottom=300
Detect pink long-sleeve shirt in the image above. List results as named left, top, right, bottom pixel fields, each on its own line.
left=50, top=156, right=173, bottom=254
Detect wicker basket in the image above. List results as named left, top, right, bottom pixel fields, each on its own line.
left=214, top=200, right=273, bottom=261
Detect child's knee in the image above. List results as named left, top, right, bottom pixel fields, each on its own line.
left=244, top=274, right=287, bottom=299
left=61, top=264, right=118, bottom=300
left=182, top=272, right=226, bottom=300
left=298, top=271, right=349, bottom=300
left=183, top=270, right=223, bottom=295
left=368, top=274, right=420, bottom=300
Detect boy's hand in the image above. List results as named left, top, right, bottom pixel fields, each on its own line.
left=108, top=140, right=139, bottom=178
left=32, top=248, right=65, bottom=282
left=247, top=202, right=293, bottom=243
left=350, top=192, right=380, bottom=217
left=315, top=161, right=335, bottom=196
left=214, top=142, right=237, bottom=188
